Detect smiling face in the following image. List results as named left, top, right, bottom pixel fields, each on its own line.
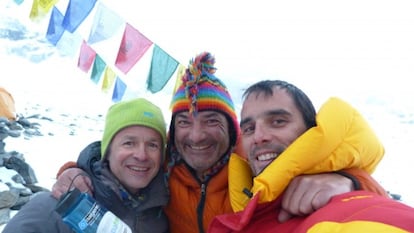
left=173, top=111, right=230, bottom=178
left=240, top=87, right=308, bottom=176
left=107, top=125, right=162, bottom=194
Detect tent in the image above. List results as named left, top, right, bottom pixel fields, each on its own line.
left=0, top=87, right=16, bottom=120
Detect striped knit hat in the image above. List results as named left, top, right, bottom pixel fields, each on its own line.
left=169, top=52, right=239, bottom=148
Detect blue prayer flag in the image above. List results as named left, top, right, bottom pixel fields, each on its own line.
left=62, top=0, right=97, bottom=33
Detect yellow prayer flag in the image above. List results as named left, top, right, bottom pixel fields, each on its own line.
left=102, top=67, right=117, bottom=93
left=29, top=0, right=58, bottom=21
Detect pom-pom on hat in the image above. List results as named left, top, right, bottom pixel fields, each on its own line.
left=169, top=52, right=239, bottom=147
left=101, top=98, right=166, bottom=159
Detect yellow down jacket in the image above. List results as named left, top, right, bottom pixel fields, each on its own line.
left=229, top=97, right=385, bottom=211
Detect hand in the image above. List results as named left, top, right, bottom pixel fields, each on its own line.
left=51, top=168, right=93, bottom=199
left=278, top=173, right=353, bottom=222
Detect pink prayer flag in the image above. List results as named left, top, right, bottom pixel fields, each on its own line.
left=77, top=40, right=96, bottom=73
left=115, top=23, right=153, bottom=74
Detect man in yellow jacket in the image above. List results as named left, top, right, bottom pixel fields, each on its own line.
left=208, top=80, right=414, bottom=232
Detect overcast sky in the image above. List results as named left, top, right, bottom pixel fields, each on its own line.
left=100, top=0, right=414, bottom=119
left=6, top=0, right=414, bottom=113
left=102, top=0, right=414, bottom=103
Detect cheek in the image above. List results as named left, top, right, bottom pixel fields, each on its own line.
left=174, top=130, right=186, bottom=144
left=151, top=152, right=162, bottom=167
left=107, top=149, right=127, bottom=166
left=286, top=126, right=307, bottom=143
left=107, top=156, right=120, bottom=176
left=241, top=136, right=253, bottom=158
left=217, top=124, right=230, bottom=140
left=173, top=137, right=184, bottom=152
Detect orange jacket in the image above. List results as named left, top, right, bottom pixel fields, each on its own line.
left=164, top=160, right=233, bottom=233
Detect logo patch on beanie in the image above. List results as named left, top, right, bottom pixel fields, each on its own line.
left=143, top=111, right=154, bottom=117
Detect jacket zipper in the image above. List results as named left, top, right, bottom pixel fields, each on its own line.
left=197, top=183, right=207, bottom=233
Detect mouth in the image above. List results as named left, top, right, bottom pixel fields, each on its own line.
left=188, top=144, right=210, bottom=150
left=257, top=153, right=278, bottom=161
left=127, top=165, right=149, bottom=172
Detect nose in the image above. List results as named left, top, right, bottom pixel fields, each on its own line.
left=188, top=120, right=206, bottom=143
left=132, top=143, right=148, bottom=160
left=253, top=123, right=271, bottom=145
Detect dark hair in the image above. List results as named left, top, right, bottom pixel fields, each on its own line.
left=242, top=80, right=317, bottom=129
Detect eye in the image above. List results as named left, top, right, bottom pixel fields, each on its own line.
left=147, top=141, right=161, bottom=151
left=176, top=119, right=190, bottom=127
left=148, top=141, right=159, bottom=148
left=122, top=140, right=134, bottom=147
left=206, top=118, right=220, bottom=126
left=241, top=124, right=254, bottom=136
left=271, top=118, right=287, bottom=127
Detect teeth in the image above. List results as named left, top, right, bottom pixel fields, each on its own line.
left=129, top=166, right=148, bottom=172
left=189, top=145, right=209, bottom=150
left=257, top=153, right=278, bottom=161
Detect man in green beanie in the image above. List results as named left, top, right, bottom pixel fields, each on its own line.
left=3, top=98, right=169, bottom=233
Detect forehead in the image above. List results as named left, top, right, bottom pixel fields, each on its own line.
left=241, top=87, right=299, bottom=119
left=117, top=125, right=160, bottom=137
left=175, top=110, right=226, bottom=120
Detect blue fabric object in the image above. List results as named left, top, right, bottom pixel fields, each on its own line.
left=62, top=0, right=97, bottom=33
left=46, top=7, right=64, bottom=46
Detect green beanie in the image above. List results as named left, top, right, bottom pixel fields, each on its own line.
left=101, top=98, right=166, bottom=159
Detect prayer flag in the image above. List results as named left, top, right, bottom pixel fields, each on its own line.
left=46, top=7, right=64, bottom=46
left=102, top=67, right=117, bottom=93
left=115, top=23, right=153, bottom=74
left=78, top=41, right=96, bottom=73
left=29, top=0, right=58, bottom=21
left=62, top=0, right=97, bottom=33
left=90, top=55, right=106, bottom=84
left=147, top=45, right=178, bottom=93
left=14, top=0, right=24, bottom=5
left=112, top=77, right=127, bottom=102
left=77, top=40, right=96, bottom=72
left=172, top=64, right=186, bottom=94
left=87, top=2, right=125, bottom=44
left=169, top=64, right=186, bottom=109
